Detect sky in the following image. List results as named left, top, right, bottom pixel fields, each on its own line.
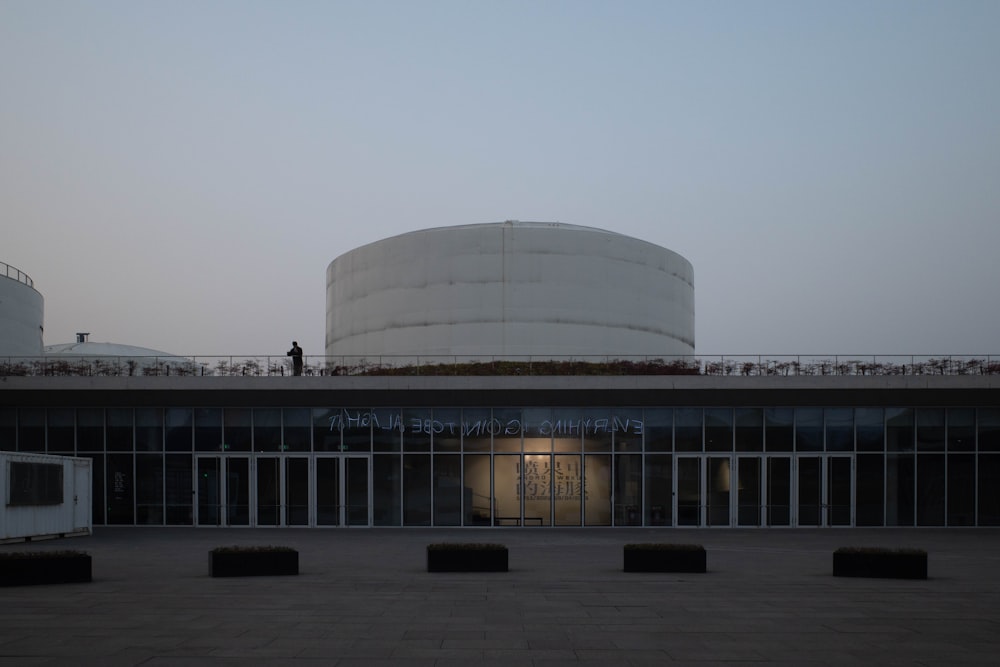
left=2, top=0, right=999, bottom=358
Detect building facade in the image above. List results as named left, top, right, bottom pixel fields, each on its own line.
left=3, top=374, right=998, bottom=528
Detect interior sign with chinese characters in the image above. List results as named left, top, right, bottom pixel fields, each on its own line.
left=519, top=456, right=585, bottom=502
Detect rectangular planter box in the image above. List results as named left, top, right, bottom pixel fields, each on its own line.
left=833, top=548, right=927, bottom=579
left=427, top=545, right=508, bottom=572
left=0, top=551, right=92, bottom=586
left=624, top=544, right=706, bottom=573
left=209, top=549, right=299, bottom=577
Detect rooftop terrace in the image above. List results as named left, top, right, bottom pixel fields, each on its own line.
left=2, top=354, right=998, bottom=378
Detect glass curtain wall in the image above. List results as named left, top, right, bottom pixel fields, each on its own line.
left=14, top=403, right=1000, bottom=528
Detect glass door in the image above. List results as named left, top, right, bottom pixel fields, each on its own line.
left=797, top=457, right=823, bottom=526
left=316, top=457, right=340, bottom=525
left=797, top=456, right=854, bottom=526
left=315, top=455, right=371, bottom=526
left=256, top=457, right=281, bottom=526
left=676, top=457, right=702, bottom=526
left=345, top=456, right=370, bottom=526
left=226, top=457, right=250, bottom=525
left=285, top=457, right=309, bottom=526
left=827, top=456, right=853, bottom=526
left=197, top=457, right=221, bottom=526
left=737, top=457, right=761, bottom=526
left=196, top=456, right=250, bottom=526
left=766, top=456, right=792, bottom=526
left=677, top=456, right=738, bottom=527
left=707, top=457, right=732, bottom=526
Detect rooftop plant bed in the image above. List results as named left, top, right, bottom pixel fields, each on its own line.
left=5, top=355, right=1000, bottom=378
left=351, top=359, right=702, bottom=377
left=427, top=543, right=508, bottom=572
left=0, top=550, right=92, bottom=586
left=833, top=547, right=927, bottom=579
left=209, top=545, right=299, bottom=578
left=624, top=543, right=707, bottom=573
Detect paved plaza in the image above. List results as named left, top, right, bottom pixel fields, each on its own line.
left=1, top=527, right=999, bottom=665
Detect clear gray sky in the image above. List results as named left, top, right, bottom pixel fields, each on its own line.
left=3, top=0, right=998, bottom=358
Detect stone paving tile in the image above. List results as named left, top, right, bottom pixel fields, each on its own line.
left=574, top=648, right=673, bottom=661
left=1, top=527, right=1000, bottom=664
left=440, top=638, right=529, bottom=649
left=528, top=637, right=619, bottom=650
left=435, top=659, right=535, bottom=667
left=335, top=660, right=437, bottom=667
left=403, top=629, right=486, bottom=640
left=533, top=660, right=634, bottom=667
left=390, top=646, right=485, bottom=659
left=144, top=660, right=332, bottom=666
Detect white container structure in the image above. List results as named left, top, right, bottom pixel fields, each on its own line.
left=326, top=222, right=695, bottom=362
left=0, top=261, right=44, bottom=358
left=0, top=452, right=92, bottom=542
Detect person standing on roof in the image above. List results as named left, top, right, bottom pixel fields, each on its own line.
left=287, top=341, right=303, bottom=376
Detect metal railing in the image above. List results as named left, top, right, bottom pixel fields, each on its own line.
left=1, top=261, right=34, bottom=288
left=1, top=354, right=998, bottom=378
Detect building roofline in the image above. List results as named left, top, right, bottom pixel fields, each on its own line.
left=3, top=375, right=997, bottom=409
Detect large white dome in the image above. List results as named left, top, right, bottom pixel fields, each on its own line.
left=326, top=221, right=694, bottom=361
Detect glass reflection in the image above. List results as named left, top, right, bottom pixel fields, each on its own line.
left=493, top=455, right=520, bottom=525
left=433, top=454, right=461, bottom=525
left=77, top=408, right=104, bottom=452
left=797, top=457, right=821, bottom=525
left=616, top=454, right=642, bottom=525
left=464, top=454, right=491, bottom=525
left=765, top=408, right=794, bottom=452
left=584, top=455, right=611, bottom=525
left=707, top=457, right=731, bottom=526
left=522, top=454, right=552, bottom=526
left=677, top=457, right=700, bottom=525
left=433, top=409, right=462, bottom=451
left=735, top=408, right=763, bottom=452
left=461, top=408, right=492, bottom=452
left=613, top=409, right=643, bottom=452
left=737, top=457, right=761, bottom=526
left=403, top=454, right=430, bottom=525
left=795, top=408, right=823, bottom=452
left=583, top=408, right=614, bottom=452
left=644, top=409, right=672, bottom=452
left=704, top=409, right=733, bottom=452
left=316, top=457, right=339, bottom=525
left=109, top=408, right=137, bottom=452
left=825, top=408, right=853, bottom=452
left=492, top=408, right=522, bottom=453
left=554, top=454, right=581, bottom=525
left=675, top=409, right=703, bottom=452
left=947, top=453, right=975, bottom=526
left=644, top=454, right=672, bottom=525
left=855, top=454, right=884, bottom=526
left=766, top=457, right=791, bottom=526
left=223, top=408, right=252, bottom=452
left=916, top=409, right=945, bottom=452
left=372, top=454, right=400, bottom=525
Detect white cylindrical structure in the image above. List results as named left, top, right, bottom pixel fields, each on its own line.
left=326, top=222, right=694, bottom=360
left=0, top=262, right=44, bottom=358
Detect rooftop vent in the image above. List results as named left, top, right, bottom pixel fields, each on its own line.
left=76, top=332, right=90, bottom=343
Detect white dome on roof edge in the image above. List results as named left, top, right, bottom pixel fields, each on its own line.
left=45, top=341, right=184, bottom=359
